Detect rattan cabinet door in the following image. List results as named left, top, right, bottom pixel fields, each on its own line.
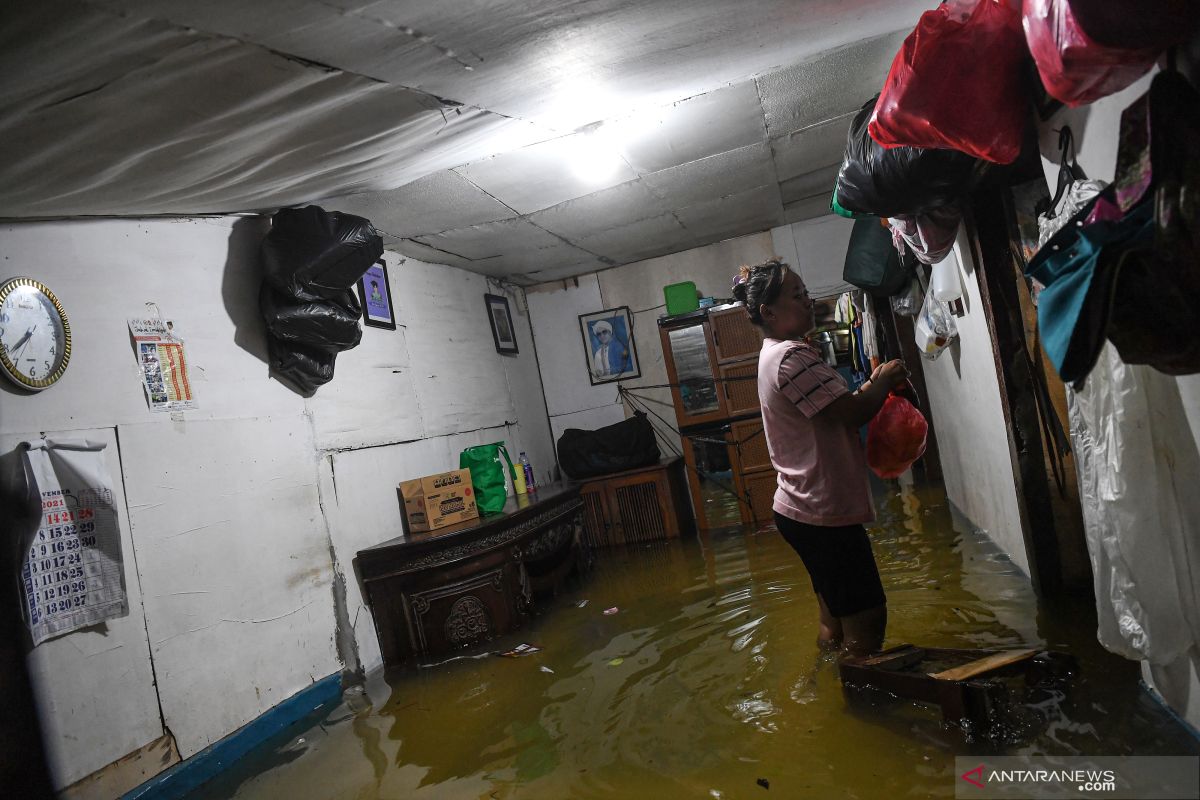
left=719, top=360, right=760, bottom=417
left=709, top=306, right=762, bottom=364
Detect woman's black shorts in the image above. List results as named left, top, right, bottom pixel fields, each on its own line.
left=773, top=512, right=886, bottom=618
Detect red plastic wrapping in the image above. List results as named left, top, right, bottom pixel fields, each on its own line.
left=866, top=394, right=929, bottom=479
left=1023, top=0, right=1159, bottom=107
left=869, top=0, right=1028, bottom=164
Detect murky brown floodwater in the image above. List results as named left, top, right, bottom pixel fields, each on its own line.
left=192, top=479, right=1198, bottom=799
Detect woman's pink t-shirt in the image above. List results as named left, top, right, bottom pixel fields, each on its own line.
left=758, top=337, right=874, bottom=527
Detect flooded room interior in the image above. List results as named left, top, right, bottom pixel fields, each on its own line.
left=2, top=1, right=1199, bottom=798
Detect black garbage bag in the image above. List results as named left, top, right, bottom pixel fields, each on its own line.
left=261, top=205, right=383, bottom=300
left=835, top=96, right=986, bottom=218
left=267, top=337, right=337, bottom=395
left=557, top=411, right=660, bottom=480
left=260, top=284, right=363, bottom=353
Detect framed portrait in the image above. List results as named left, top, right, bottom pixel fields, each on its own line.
left=357, top=260, right=397, bottom=330
left=579, top=306, right=640, bottom=385
left=485, top=293, right=519, bottom=354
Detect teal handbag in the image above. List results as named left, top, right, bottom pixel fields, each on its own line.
left=458, top=442, right=516, bottom=515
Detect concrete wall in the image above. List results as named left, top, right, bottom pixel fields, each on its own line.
left=1038, top=68, right=1200, bottom=731
left=0, top=216, right=554, bottom=787
left=528, top=216, right=856, bottom=460
left=917, top=231, right=1031, bottom=575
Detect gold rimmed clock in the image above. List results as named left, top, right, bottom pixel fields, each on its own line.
left=0, top=277, right=71, bottom=391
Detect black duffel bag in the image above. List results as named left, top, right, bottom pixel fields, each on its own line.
left=557, top=411, right=660, bottom=480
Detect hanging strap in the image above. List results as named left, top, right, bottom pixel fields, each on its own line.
left=1028, top=334, right=1072, bottom=499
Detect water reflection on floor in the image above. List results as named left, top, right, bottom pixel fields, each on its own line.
left=193, top=479, right=1199, bottom=799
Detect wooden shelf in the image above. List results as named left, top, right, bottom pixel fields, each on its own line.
left=660, top=305, right=777, bottom=530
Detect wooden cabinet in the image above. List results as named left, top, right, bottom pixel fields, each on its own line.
left=659, top=320, right=728, bottom=427
left=357, top=485, right=586, bottom=668
left=709, top=306, right=763, bottom=363
left=659, top=305, right=777, bottom=531
left=578, top=459, right=694, bottom=547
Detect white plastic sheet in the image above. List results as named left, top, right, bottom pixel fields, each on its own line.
left=1069, top=344, right=1200, bottom=664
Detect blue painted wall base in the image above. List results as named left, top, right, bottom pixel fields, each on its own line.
left=1141, top=680, right=1200, bottom=743
left=123, top=672, right=343, bottom=800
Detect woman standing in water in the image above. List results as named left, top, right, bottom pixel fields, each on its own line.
left=732, top=258, right=908, bottom=658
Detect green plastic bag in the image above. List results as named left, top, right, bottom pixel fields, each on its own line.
left=459, top=442, right=517, bottom=515
left=830, top=185, right=867, bottom=219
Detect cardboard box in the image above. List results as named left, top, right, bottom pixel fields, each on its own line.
left=399, top=469, right=479, bottom=533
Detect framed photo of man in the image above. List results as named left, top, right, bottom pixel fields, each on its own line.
left=485, top=293, right=519, bottom=354
left=357, top=260, right=397, bottom=330
left=579, top=306, right=640, bottom=385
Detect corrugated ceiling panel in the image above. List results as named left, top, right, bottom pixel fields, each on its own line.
left=757, top=29, right=906, bottom=137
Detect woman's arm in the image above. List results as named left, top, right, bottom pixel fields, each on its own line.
left=819, top=359, right=909, bottom=428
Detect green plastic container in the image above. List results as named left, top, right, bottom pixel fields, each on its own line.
left=663, top=281, right=699, bottom=316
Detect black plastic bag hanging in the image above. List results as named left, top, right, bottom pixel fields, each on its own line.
left=258, top=205, right=383, bottom=394
left=259, top=285, right=363, bottom=354
left=267, top=338, right=338, bottom=395
left=261, top=205, right=383, bottom=300
left=834, top=96, right=986, bottom=218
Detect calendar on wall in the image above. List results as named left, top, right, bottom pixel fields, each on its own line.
left=20, top=438, right=128, bottom=645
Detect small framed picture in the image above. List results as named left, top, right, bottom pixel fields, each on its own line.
left=579, top=306, right=640, bottom=385
left=358, top=260, right=396, bottom=330
left=485, top=293, right=518, bottom=354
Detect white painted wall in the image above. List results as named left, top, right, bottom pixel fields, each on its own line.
left=770, top=214, right=858, bottom=298
left=919, top=232, right=1030, bottom=575
left=529, top=222, right=859, bottom=465
left=1038, top=66, right=1200, bottom=731
left=0, top=216, right=554, bottom=785
left=0, top=427, right=163, bottom=787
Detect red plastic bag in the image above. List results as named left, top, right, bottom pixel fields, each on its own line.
left=866, top=394, right=929, bottom=479
left=869, top=0, right=1028, bottom=164
left=1023, top=0, right=1160, bottom=107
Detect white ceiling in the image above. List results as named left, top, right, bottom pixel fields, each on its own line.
left=1, top=0, right=936, bottom=284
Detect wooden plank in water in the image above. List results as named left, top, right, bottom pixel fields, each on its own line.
left=853, top=645, right=926, bottom=671
left=929, top=649, right=1038, bottom=682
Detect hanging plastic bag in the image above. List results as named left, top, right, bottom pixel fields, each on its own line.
left=866, top=392, right=929, bottom=479
left=890, top=276, right=922, bottom=317
left=913, top=287, right=957, bottom=360
left=1066, top=0, right=1195, bottom=52
left=261, top=205, right=383, bottom=301
left=835, top=96, right=984, bottom=218
left=267, top=338, right=336, bottom=395
left=259, top=285, right=363, bottom=353
left=1068, top=343, right=1200, bottom=664
left=869, top=0, right=1028, bottom=164
left=459, top=442, right=517, bottom=515
left=888, top=205, right=961, bottom=265
left=1022, top=0, right=1160, bottom=107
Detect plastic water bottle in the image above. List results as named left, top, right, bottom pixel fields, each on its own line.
left=519, top=452, right=536, bottom=492
left=931, top=252, right=963, bottom=303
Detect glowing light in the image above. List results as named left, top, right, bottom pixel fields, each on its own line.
left=568, top=125, right=625, bottom=183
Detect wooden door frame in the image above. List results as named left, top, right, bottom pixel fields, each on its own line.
left=966, top=186, right=1064, bottom=597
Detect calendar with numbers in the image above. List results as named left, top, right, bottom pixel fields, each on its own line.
left=20, top=439, right=128, bottom=645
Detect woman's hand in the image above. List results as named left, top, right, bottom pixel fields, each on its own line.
left=872, top=359, right=909, bottom=390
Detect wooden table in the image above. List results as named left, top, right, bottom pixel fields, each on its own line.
left=356, top=483, right=586, bottom=668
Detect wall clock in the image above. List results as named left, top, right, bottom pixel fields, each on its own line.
left=0, top=277, right=72, bottom=391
